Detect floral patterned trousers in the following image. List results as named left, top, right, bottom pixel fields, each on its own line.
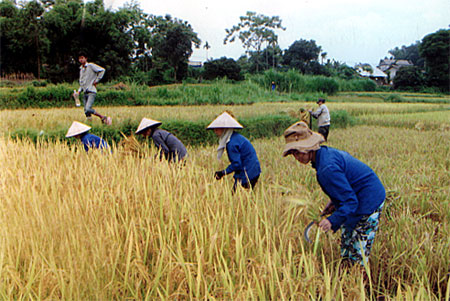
left=340, top=202, right=384, bottom=265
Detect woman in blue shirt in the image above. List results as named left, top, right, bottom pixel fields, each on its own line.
left=207, top=112, right=261, bottom=192
left=283, top=121, right=385, bottom=266
left=66, top=121, right=109, bottom=153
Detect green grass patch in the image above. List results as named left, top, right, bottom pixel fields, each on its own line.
left=6, top=110, right=359, bottom=146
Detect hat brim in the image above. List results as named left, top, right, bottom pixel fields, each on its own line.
left=66, top=131, right=87, bottom=138
left=65, top=121, right=91, bottom=138
left=135, top=122, right=162, bottom=134
left=282, top=132, right=325, bottom=156
left=206, top=125, right=243, bottom=130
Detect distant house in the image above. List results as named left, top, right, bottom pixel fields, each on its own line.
left=188, top=61, right=203, bottom=68
left=356, top=66, right=388, bottom=85
left=378, top=59, right=413, bottom=84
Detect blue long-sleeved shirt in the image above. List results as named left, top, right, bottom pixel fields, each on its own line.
left=81, top=133, right=109, bottom=153
left=312, top=146, right=385, bottom=231
left=225, top=132, right=261, bottom=184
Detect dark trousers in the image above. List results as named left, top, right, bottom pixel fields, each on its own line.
left=232, top=175, right=260, bottom=193
left=318, top=125, right=330, bottom=141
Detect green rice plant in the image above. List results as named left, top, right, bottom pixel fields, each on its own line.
left=1, top=80, right=449, bottom=109
left=384, top=93, right=406, bottom=103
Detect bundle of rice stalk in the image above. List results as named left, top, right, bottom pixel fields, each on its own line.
left=414, top=121, right=425, bottom=131
left=439, top=123, right=450, bottom=131
left=118, top=132, right=146, bottom=156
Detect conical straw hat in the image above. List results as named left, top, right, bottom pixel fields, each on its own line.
left=282, top=121, right=325, bottom=156
left=206, top=112, right=243, bottom=129
left=66, top=121, right=91, bottom=138
left=135, top=117, right=162, bottom=134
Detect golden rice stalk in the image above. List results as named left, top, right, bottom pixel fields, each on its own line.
left=414, top=121, right=425, bottom=131
left=286, top=108, right=310, bottom=126
left=118, top=132, right=146, bottom=156
left=439, top=123, right=450, bottom=131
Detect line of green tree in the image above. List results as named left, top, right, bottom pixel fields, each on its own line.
left=1, top=1, right=448, bottom=92
left=386, top=29, right=449, bottom=92
left=0, top=1, right=356, bottom=84
left=1, top=0, right=200, bottom=83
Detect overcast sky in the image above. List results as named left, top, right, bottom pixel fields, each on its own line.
left=106, top=0, right=449, bottom=67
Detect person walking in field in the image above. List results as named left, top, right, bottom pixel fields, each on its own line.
left=73, top=53, right=112, bottom=125
left=282, top=121, right=385, bottom=266
left=207, top=111, right=261, bottom=192
left=136, top=117, right=187, bottom=163
left=309, top=98, right=330, bottom=140
left=66, top=121, right=109, bottom=153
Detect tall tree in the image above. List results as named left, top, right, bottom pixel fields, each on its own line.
left=203, top=41, right=210, bottom=61
left=325, top=61, right=358, bottom=80
left=149, top=15, right=200, bottom=81
left=0, top=0, right=49, bottom=77
left=42, top=0, right=135, bottom=82
left=282, top=39, right=322, bottom=73
left=419, top=29, right=450, bottom=92
left=389, top=41, right=424, bottom=68
left=224, top=11, right=285, bottom=72
left=393, top=66, right=425, bottom=91
left=203, top=57, right=243, bottom=81
left=247, top=45, right=282, bottom=73
left=122, top=2, right=153, bottom=72
left=0, top=1, right=201, bottom=84
left=0, top=0, right=20, bottom=75
left=320, top=52, right=327, bottom=65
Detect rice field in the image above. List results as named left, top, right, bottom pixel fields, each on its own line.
left=0, top=107, right=449, bottom=300
left=1, top=101, right=449, bottom=134
left=359, top=111, right=450, bottom=130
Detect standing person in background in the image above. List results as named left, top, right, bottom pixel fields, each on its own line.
left=309, top=98, right=330, bottom=140
left=66, top=121, right=109, bottom=153
left=207, top=111, right=261, bottom=192
left=136, top=117, right=188, bottom=163
left=282, top=121, right=386, bottom=267
left=271, top=81, right=276, bottom=92
left=73, top=53, right=112, bottom=125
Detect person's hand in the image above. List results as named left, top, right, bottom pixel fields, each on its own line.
left=318, top=218, right=332, bottom=232
left=93, top=81, right=98, bottom=87
left=214, top=170, right=225, bottom=180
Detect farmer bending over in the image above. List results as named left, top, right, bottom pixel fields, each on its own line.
left=136, top=117, right=187, bottom=163
left=66, top=121, right=109, bottom=153
left=283, top=121, right=385, bottom=266
left=207, top=111, right=261, bottom=192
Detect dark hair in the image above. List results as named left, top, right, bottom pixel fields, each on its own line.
left=78, top=52, right=88, bottom=59
left=317, top=98, right=325, bottom=103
